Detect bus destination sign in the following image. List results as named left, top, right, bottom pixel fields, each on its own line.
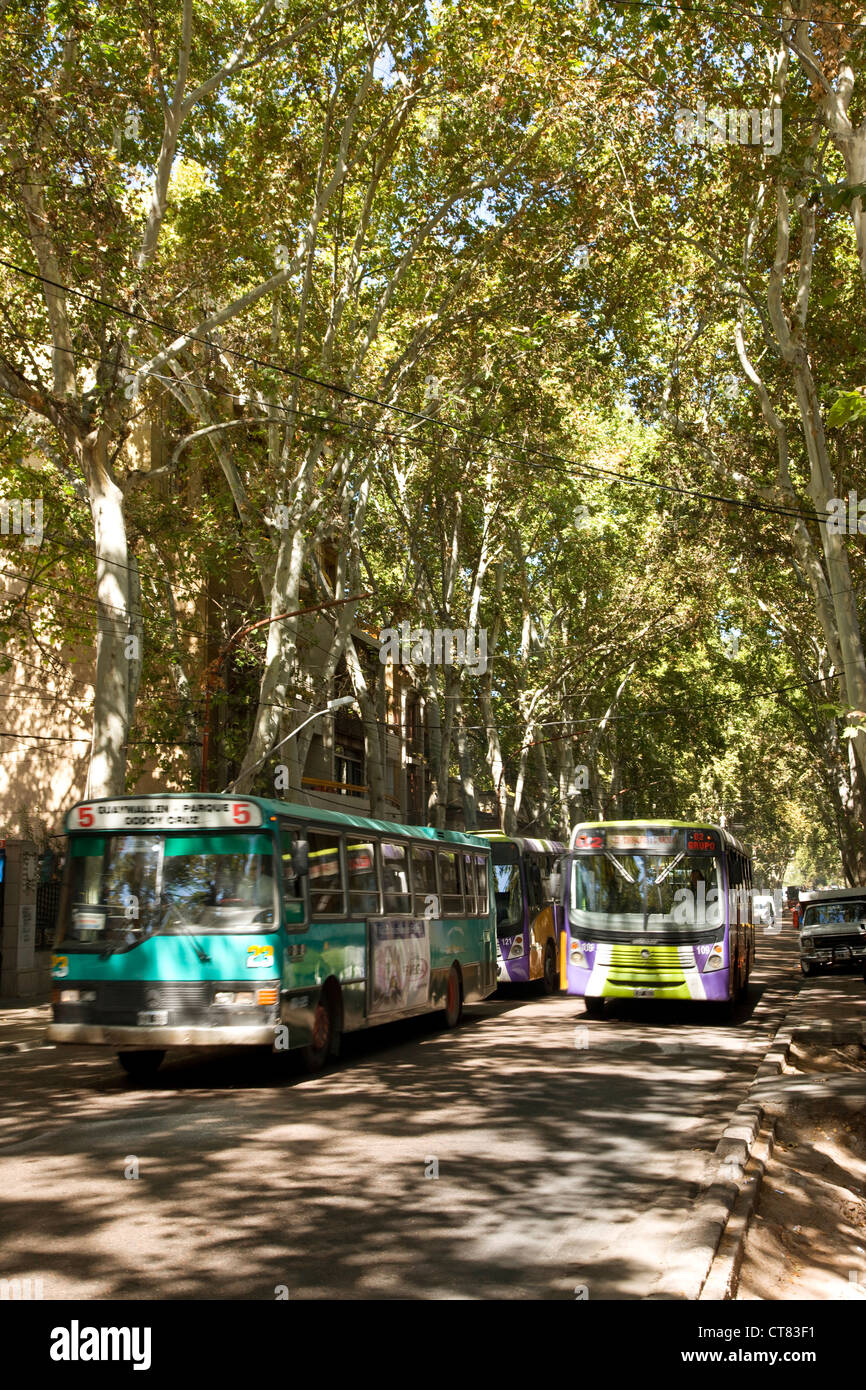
left=571, top=827, right=722, bottom=854
left=686, top=829, right=718, bottom=853
left=66, top=800, right=263, bottom=831
left=573, top=830, right=605, bottom=850
left=606, top=830, right=678, bottom=852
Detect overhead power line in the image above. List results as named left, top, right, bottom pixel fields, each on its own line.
left=0, top=257, right=838, bottom=527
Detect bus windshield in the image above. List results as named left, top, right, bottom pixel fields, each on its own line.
left=491, top=842, right=525, bottom=935
left=61, top=831, right=278, bottom=946
left=570, top=852, right=723, bottom=932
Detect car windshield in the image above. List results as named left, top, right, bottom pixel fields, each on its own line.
left=60, top=832, right=278, bottom=946
left=570, top=853, right=724, bottom=932
left=801, top=901, right=866, bottom=927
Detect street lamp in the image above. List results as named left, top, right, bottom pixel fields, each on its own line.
left=222, top=695, right=357, bottom=794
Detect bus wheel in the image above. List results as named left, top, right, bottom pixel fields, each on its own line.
left=442, top=964, right=463, bottom=1028
left=583, top=997, right=605, bottom=1018
left=117, top=1050, right=164, bottom=1080
left=542, top=941, right=558, bottom=994
left=301, top=993, right=339, bottom=1073
left=801, top=960, right=815, bottom=977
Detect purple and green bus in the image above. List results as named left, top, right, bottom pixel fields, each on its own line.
left=561, top=820, right=754, bottom=1015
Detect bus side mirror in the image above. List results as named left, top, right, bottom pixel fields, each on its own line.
left=292, top=840, right=309, bottom=877
left=547, top=871, right=562, bottom=901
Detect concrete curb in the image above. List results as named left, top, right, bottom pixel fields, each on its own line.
left=699, top=1121, right=775, bottom=1300
left=691, top=1008, right=865, bottom=1299
left=649, top=1023, right=795, bottom=1299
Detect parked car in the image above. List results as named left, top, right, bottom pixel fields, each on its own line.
left=797, top=887, right=866, bottom=976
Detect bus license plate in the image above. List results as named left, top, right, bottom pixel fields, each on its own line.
left=633, top=988, right=655, bottom=998
left=137, top=1010, right=168, bottom=1026
left=835, top=947, right=851, bottom=960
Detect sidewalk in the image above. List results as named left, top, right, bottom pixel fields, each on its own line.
left=699, top=967, right=866, bottom=1300
left=0, top=997, right=53, bottom=1054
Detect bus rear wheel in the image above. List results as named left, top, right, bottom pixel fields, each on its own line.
left=117, top=1050, right=164, bottom=1080
left=442, top=964, right=463, bottom=1028
left=301, top=993, right=339, bottom=1073
left=542, top=941, right=558, bottom=994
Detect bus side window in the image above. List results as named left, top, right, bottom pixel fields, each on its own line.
left=411, top=844, right=437, bottom=915
left=546, top=856, right=563, bottom=902
left=461, top=852, right=477, bottom=916
left=347, top=840, right=380, bottom=917
left=279, top=823, right=307, bottom=927
left=438, top=850, right=463, bottom=915
left=525, top=856, right=544, bottom=912
left=728, top=853, right=743, bottom=923
left=308, top=832, right=346, bottom=918
left=380, top=841, right=412, bottom=915
left=474, top=855, right=490, bottom=915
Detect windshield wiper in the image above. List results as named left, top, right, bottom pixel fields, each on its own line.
left=653, top=852, right=685, bottom=887
left=160, top=896, right=211, bottom=963
left=604, top=851, right=636, bottom=884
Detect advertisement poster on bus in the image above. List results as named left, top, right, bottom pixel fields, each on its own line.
left=369, top=918, right=430, bottom=1015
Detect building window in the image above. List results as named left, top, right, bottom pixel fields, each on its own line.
left=335, top=743, right=364, bottom=794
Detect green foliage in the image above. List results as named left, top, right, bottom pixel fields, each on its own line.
left=827, top=390, right=866, bottom=429
left=0, top=0, right=861, bottom=877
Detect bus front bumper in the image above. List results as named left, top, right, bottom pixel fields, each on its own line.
left=47, top=1023, right=278, bottom=1048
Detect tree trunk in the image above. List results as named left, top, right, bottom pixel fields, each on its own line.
left=454, top=694, right=478, bottom=829
left=233, top=505, right=308, bottom=792
left=82, top=436, right=132, bottom=797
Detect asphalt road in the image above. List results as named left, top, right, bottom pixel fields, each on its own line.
left=0, top=919, right=813, bottom=1299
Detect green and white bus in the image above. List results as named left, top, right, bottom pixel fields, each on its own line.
left=48, top=794, right=497, bottom=1079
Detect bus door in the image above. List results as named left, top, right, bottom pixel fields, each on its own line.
left=524, top=853, right=546, bottom=979
left=277, top=821, right=317, bottom=1043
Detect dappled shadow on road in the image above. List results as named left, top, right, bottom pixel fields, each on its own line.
left=0, top=975, right=797, bottom=1301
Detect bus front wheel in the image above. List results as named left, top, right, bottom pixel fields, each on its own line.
left=583, top=996, right=605, bottom=1018
left=117, top=1050, right=164, bottom=1081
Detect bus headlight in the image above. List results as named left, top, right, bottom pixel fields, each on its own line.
left=214, top=991, right=255, bottom=1006
left=58, top=989, right=96, bottom=1003
left=800, top=937, right=813, bottom=952
left=508, top=935, right=524, bottom=959
left=570, top=942, right=587, bottom=968
left=702, top=944, right=725, bottom=973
